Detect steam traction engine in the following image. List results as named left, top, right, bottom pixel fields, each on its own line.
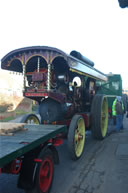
left=1, top=46, right=108, bottom=160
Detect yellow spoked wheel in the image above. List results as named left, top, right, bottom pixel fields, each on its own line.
left=101, top=97, right=108, bottom=137
left=68, top=115, right=85, bottom=160
left=91, top=94, right=108, bottom=139
left=21, top=114, right=40, bottom=124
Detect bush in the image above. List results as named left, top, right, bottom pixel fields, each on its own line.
left=0, top=104, right=10, bottom=113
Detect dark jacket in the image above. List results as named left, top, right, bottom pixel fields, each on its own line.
left=115, top=101, right=123, bottom=115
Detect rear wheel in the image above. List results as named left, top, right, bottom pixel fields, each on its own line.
left=21, top=114, right=40, bottom=124
left=68, top=114, right=85, bottom=160
left=91, top=94, right=108, bottom=139
left=25, top=149, right=54, bottom=193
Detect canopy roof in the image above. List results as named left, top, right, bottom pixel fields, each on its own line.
left=1, top=46, right=107, bottom=81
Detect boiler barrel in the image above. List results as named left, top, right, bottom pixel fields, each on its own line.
left=70, top=50, right=94, bottom=67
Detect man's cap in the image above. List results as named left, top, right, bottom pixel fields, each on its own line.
left=116, top=96, right=122, bottom=101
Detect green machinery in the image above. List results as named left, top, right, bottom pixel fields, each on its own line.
left=96, top=74, right=124, bottom=115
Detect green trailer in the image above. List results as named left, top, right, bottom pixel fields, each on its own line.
left=0, top=123, right=67, bottom=193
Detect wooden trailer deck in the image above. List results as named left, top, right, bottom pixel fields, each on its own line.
left=0, top=123, right=67, bottom=168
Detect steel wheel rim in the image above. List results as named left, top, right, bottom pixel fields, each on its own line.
left=101, top=98, right=108, bottom=137
left=26, top=115, right=40, bottom=124
left=74, top=118, right=85, bottom=157
left=39, top=158, right=53, bottom=192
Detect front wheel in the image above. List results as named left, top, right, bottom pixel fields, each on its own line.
left=25, top=149, right=54, bottom=193
left=68, top=114, right=85, bottom=160
left=21, top=114, right=40, bottom=124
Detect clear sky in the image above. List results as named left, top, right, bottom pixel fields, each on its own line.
left=0, top=0, right=128, bottom=88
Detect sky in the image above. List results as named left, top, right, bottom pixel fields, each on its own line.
left=0, top=0, right=128, bottom=88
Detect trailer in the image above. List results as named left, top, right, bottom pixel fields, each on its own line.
left=0, top=123, right=67, bottom=193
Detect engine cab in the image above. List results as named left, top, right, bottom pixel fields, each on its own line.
left=1, top=46, right=107, bottom=123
